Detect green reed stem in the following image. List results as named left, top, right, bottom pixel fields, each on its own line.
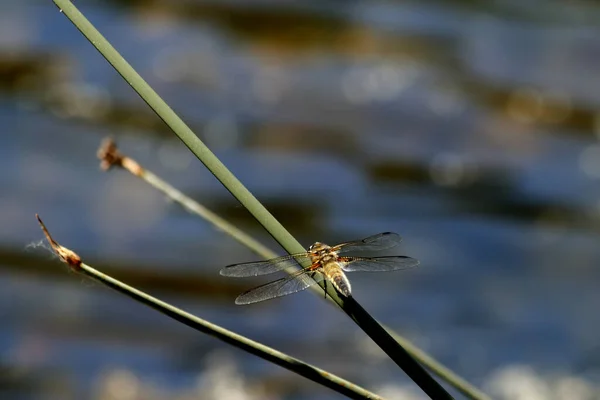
left=98, top=138, right=491, bottom=400
left=53, top=1, right=477, bottom=398
left=35, top=215, right=383, bottom=400
left=81, top=263, right=386, bottom=399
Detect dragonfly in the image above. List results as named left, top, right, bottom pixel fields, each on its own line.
left=220, top=232, right=419, bottom=305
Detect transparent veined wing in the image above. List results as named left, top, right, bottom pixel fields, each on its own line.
left=234, top=270, right=325, bottom=305
left=333, top=232, right=402, bottom=254
left=340, top=256, right=419, bottom=272
left=220, top=254, right=312, bottom=277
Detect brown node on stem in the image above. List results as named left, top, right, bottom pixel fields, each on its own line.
left=97, top=137, right=143, bottom=176
left=36, top=214, right=82, bottom=271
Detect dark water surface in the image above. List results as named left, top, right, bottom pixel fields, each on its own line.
left=2, top=1, right=600, bottom=399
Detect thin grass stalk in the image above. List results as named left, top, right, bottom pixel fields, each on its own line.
left=35, top=215, right=385, bottom=400
left=54, top=1, right=453, bottom=398
left=98, top=138, right=491, bottom=400
left=98, top=138, right=276, bottom=260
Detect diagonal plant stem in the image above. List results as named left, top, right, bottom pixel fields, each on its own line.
left=53, top=1, right=472, bottom=398
left=35, top=215, right=385, bottom=400
left=97, top=138, right=491, bottom=400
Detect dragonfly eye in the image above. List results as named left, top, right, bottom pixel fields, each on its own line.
left=309, top=242, right=324, bottom=251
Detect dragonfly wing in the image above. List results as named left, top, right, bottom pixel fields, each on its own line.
left=234, top=270, right=324, bottom=305
left=220, top=254, right=312, bottom=277
left=341, top=256, right=419, bottom=272
left=334, top=232, right=402, bottom=254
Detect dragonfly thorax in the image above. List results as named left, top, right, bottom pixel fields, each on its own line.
left=308, top=242, right=338, bottom=266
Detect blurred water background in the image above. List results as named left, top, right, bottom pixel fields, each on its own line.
left=2, top=1, right=600, bottom=399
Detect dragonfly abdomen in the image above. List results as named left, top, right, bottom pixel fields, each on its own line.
left=323, top=262, right=352, bottom=297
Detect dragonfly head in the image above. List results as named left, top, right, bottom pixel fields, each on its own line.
left=308, top=242, right=330, bottom=252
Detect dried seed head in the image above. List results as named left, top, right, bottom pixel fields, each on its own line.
left=97, top=137, right=123, bottom=171
left=97, top=137, right=143, bottom=176
left=36, top=214, right=82, bottom=271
